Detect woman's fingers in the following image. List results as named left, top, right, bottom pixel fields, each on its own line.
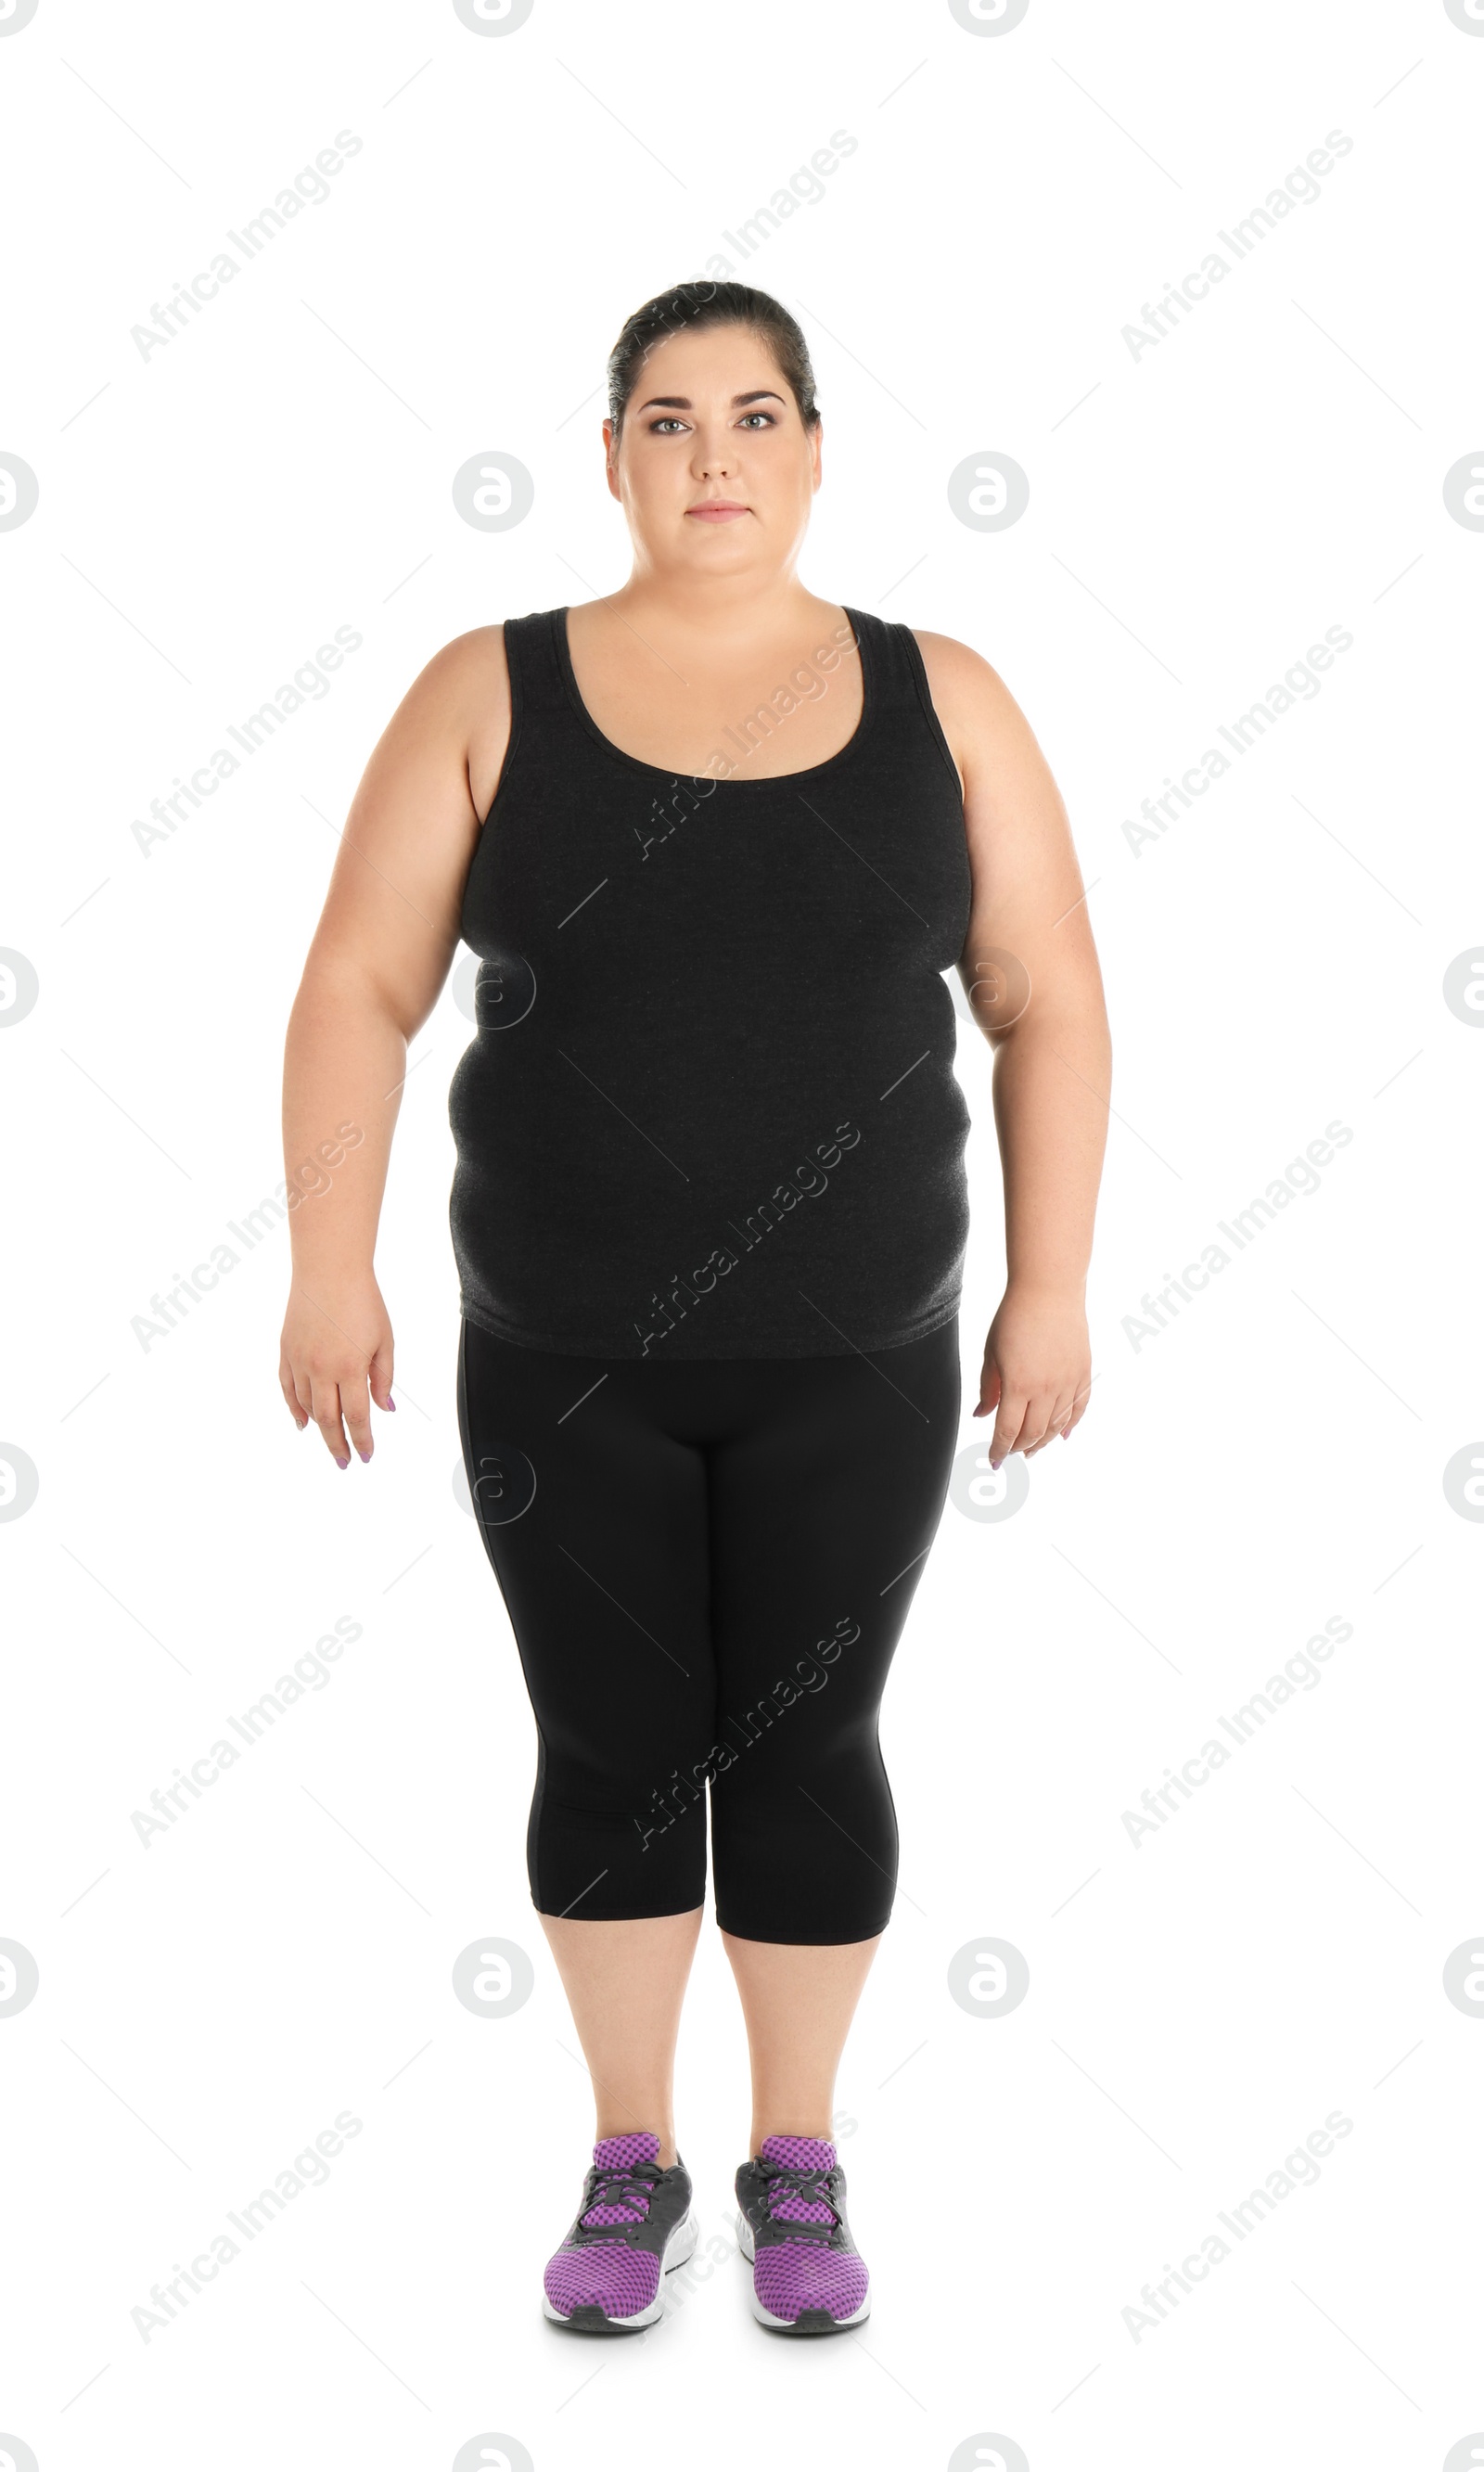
left=1061, top=1375, right=1093, bottom=1440
left=279, top=1281, right=395, bottom=1467
left=368, top=1336, right=395, bottom=1414
left=1026, top=1387, right=1075, bottom=1454
left=988, top=1389, right=1028, bottom=1468
left=990, top=1376, right=1090, bottom=1463
left=289, top=1361, right=388, bottom=1464
left=981, top=1295, right=1094, bottom=1464
left=339, top=1366, right=375, bottom=1464
left=309, top=1374, right=352, bottom=1468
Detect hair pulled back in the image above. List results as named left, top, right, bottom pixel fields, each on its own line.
left=606, top=282, right=820, bottom=439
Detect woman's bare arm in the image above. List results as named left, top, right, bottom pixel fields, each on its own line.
left=915, top=630, right=1112, bottom=1467
left=279, top=625, right=509, bottom=1466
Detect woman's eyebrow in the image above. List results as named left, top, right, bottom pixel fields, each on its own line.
left=633, top=390, right=787, bottom=413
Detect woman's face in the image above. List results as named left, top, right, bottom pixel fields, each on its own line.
left=604, top=321, right=821, bottom=584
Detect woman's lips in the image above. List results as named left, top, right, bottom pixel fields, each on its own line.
left=685, top=503, right=748, bottom=521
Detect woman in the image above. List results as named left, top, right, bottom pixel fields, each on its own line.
left=278, top=281, right=1110, bottom=2338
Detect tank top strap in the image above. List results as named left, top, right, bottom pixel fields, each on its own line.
left=851, top=607, right=960, bottom=791
left=501, top=607, right=569, bottom=719
left=846, top=606, right=910, bottom=710
left=847, top=606, right=917, bottom=706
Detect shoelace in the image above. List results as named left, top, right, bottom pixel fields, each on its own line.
left=758, top=2158, right=840, bottom=2241
left=580, top=2164, right=659, bottom=2227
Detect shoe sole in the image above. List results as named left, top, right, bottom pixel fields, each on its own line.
left=543, top=2208, right=699, bottom=2332
left=735, top=2209, right=871, bottom=2332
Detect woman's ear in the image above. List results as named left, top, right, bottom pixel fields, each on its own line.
left=601, top=416, right=620, bottom=502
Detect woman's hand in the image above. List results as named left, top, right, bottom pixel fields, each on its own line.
left=974, top=1283, right=1092, bottom=1468
left=279, top=1273, right=395, bottom=1467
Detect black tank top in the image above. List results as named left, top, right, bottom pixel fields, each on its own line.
left=448, top=604, right=973, bottom=1359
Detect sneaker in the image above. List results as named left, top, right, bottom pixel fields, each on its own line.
left=542, top=2131, right=697, bottom=2332
left=734, top=2133, right=870, bottom=2332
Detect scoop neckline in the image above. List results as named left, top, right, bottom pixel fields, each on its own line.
left=552, top=602, right=876, bottom=790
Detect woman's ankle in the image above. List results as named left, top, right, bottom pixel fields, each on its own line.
left=748, top=2121, right=835, bottom=2155
left=595, top=2120, right=677, bottom=2169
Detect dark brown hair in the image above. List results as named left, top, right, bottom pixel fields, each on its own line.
left=606, top=282, right=820, bottom=440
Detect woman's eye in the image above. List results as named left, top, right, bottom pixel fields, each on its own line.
left=647, top=411, right=774, bottom=434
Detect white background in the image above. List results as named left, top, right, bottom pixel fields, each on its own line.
left=3, top=1, right=1482, bottom=2466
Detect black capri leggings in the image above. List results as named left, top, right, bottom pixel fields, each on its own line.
left=456, top=1314, right=961, bottom=1945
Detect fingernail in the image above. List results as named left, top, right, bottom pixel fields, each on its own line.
left=336, top=1455, right=350, bottom=1470
left=387, top=1396, right=397, bottom=1412
left=358, top=1449, right=371, bottom=1463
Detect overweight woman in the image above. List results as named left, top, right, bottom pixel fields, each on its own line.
left=279, top=282, right=1110, bottom=2338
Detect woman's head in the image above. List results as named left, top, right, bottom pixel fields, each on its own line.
left=607, top=284, right=819, bottom=442
left=602, top=283, right=823, bottom=581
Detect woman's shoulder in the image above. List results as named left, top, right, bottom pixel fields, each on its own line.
left=902, top=627, right=1055, bottom=800
left=396, top=621, right=512, bottom=745
left=357, top=625, right=515, bottom=830
left=906, top=625, right=1008, bottom=698
left=907, top=625, right=1034, bottom=743
left=412, top=626, right=515, bottom=825
left=420, top=621, right=511, bottom=698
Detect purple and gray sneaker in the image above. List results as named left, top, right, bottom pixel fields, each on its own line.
left=542, top=2131, right=697, bottom=2332
left=735, top=2133, right=870, bottom=2332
